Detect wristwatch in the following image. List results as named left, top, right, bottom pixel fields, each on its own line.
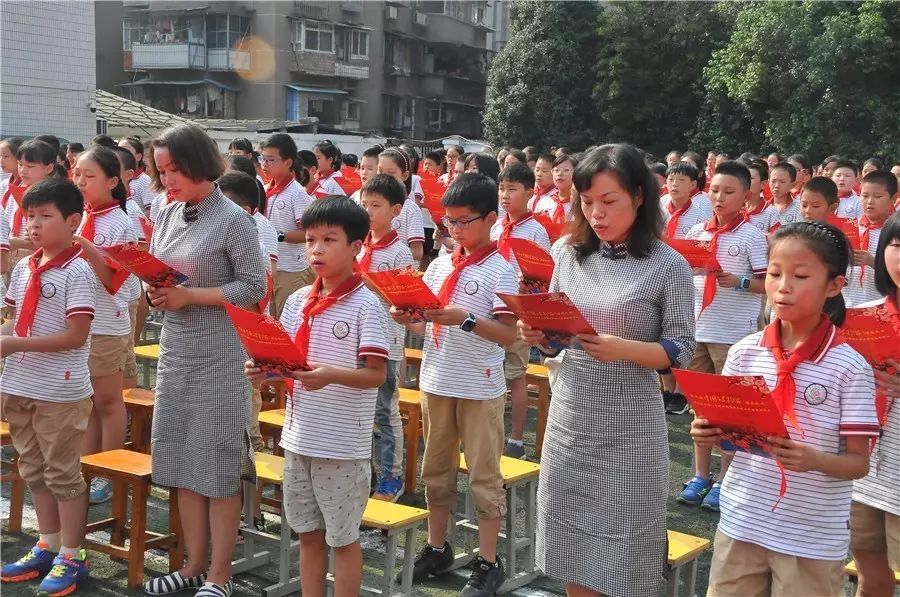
left=737, top=276, right=751, bottom=291
left=277, top=232, right=286, bottom=242
left=460, top=312, right=477, bottom=332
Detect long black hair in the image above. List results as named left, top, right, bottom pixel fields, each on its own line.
left=79, top=146, right=128, bottom=211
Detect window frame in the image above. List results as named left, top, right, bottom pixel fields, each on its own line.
left=301, top=20, right=334, bottom=54
left=349, top=30, right=369, bottom=60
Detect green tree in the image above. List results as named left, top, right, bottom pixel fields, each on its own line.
left=483, top=0, right=599, bottom=149
left=592, top=1, right=733, bottom=158
left=696, top=0, right=900, bottom=161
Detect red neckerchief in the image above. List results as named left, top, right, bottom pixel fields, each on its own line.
left=15, top=245, right=83, bottom=337
left=1, top=176, right=21, bottom=209
left=551, top=193, right=570, bottom=225
left=357, top=230, right=399, bottom=273
left=761, top=316, right=840, bottom=436
left=839, top=189, right=854, bottom=200
left=742, top=200, right=767, bottom=221
left=534, top=184, right=557, bottom=198
left=9, top=185, right=27, bottom=237
left=293, top=274, right=363, bottom=360
left=700, top=215, right=744, bottom=313
left=497, top=213, right=533, bottom=260
left=80, top=203, right=119, bottom=243
left=312, top=170, right=335, bottom=199
left=857, top=216, right=882, bottom=284
left=665, top=197, right=693, bottom=238
left=433, top=242, right=498, bottom=345
left=265, top=176, right=293, bottom=200
left=772, top=197, right=794, bottom=213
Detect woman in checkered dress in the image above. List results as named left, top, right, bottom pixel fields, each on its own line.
left=522, top=145, right=696, bottom=596
left=144, top=125, right=266, bottom=597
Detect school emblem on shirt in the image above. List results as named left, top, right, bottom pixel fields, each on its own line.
left=464, top=280, right=479, bottom=295
left=332, top=321, right=350, bottom=339
left=391, top=219, right=401, bottom=230
left=376, top=262, right=392, bottom=272
left=276, top=200, right=285, bottom=209
left=94, top=233, right=107, bottom=246
left=804, top=383, right=828, bottom=405
left=41, top=282, right=56, bottom=299
left=727, top=245, right=741, bottom=257
left=784, top=214, right=796, bottom=223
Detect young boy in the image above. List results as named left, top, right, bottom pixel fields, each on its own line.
left=832, top=159, right=863, bottom=220
left=680, top=161, right=768, bottom=512
left=391, top=173, right=518, bottom=594
left=246, top=196, right=388, bottom=597
left=843, top=170, right=899, bottom=307
left=1, top=178, right=96, bottom=595
left=768, top=161, right=802, bottom=230
left=530, top=153, right=557, bottom=212
left=799, top=176, right=840, bottom=223
left=358, top=174, right=415, bottom=502
left=490, top=164, right=550, bottom=458
left=740, top=160, right=779, bottom=234
left=350, top=146, right=382, bottom=204
left=661, top=162, right=712, bottom=239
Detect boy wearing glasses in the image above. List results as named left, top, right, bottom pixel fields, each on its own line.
left=390, top=173, right=518, bottom=594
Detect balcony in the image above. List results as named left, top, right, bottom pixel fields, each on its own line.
left=334, top=61, right=369, bottom=79
left=424, top=13, right=486, bottom=48
left=340, top=1, right=362, bottom=12
left=295, top=1, right=329, bottom=20
left=420, top=75, right=485, bottom=106
left=207, top=48, right=250, bottom=71
left=291, top=48, right=369, bottom=79
left=131, top=42, right=206, bottom=69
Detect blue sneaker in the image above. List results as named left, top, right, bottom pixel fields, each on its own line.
left=37, top=550, right=89, bottom=596
left=372, top=476, right=404, bottom=503
left=676, top=476, right=711, bottom=506
left=701, top=482, right=722, bottom=512
left=89, top=478, right=112, bottom=505
left=1, top=541, right=57, bottom=583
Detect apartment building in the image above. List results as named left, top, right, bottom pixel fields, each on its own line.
left=97, top=0, right=500, bottom=139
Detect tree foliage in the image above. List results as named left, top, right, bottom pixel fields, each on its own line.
left=483, top=0, right=599, bottom=148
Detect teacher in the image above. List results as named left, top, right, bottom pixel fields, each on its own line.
left=143, top=124, right=266, bottom=597
left=521, top=144, right=696, bottom=596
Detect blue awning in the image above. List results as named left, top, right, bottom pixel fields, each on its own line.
left=285, top=85, right=348, bottom=95
left=121, top=79, right=238, bottom=92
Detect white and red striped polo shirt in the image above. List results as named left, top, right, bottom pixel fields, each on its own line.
left=129, top=172, right=154, bottom=216
left=744, top=203, right=780, bottom=234
left=309, top=171, right=344, bottom=199
left=265, top=179, right=313, bottom=273
left=660, top=194, right=714, bottom=239
left=357, top=233, right=415, bottom=361
left=489, top=213, right=551, bottom=277
left=771, top=198, right=802, bottom=229
left=836, top=193, right=862, bottom=220
left=843, top=221, right=882, bottom=308
left=392, top=196, right=425, bottom=247
left=718, top=331, right=879, bottom=559
left=279, top=281, right=389, bottom=459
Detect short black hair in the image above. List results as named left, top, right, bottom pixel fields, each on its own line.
left=803, top=176, right=839, bottom=205
left=863, top=157, right=884, bottom=171
left=713, top=160, right=752, bottom=190
left=34, top=134, right=60, bottom=152
left=301, top=195, right=369, bottom=243
left=463, top=153, right=500, bottom=183
left=361, top=145, right=384, bottom=160
left=649, top=162, right=668, bottom=177
left=341, top=153, right=358, bottom=167
left=0, top=136, right=24, bottom=155
left=523, top=146, right=540, bottom=162
left=747, top=158, right=769, bottom=181
left=218, top=171, right=260, bottom=212
left=874, top=212, right=900, bottom=297
left=111, top=145, right=137, bottom=172
left=498, top=163, right=535, bottom=189
left=505, top=149, right=527, bottom=165
left=227, top=155, right=267, bottom=214
left=68, top=142, right=85, bottom=154
left=151, top=124, right=224, bottom=183
left=666, top=162, right=699, bottom=181
left=787, top=154, right=810, bottom=173
left=361, top=174, right=406, bottom=207
left=861, top=170, right=898, bottom=196
left=228, top=137, right=254, bottom=153
left=535, top=153, right=555, bottom=165
left=771, top=161, right=797, bottom=182
left=442, top=172, right=498, bottom=217
left=822, top=154, right=841, bottom=168
left=17, top=140, right=57, bottom=165
left=22, top=178, right=83, bottom=218
left=92, top=134, right=116, bottom=148
left=833, top=159, right=859, bottom=176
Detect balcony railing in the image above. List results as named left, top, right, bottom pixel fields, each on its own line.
left=207, top=48, right=250, bottom=71
left=295, top=1, right=329, bottom=20
left=130, top=42, right=206, bottom=69
left=334, top=61, right=369, bottom=79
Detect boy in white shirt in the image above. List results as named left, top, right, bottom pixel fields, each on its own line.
left=661, top=162, right=712, bottom=239
left=833, top=159, right=863, bottom=220
left=768, top=162, right=802, bottom=230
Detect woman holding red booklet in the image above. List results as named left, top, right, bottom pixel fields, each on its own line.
left=520, top=144, right=695, bottom=597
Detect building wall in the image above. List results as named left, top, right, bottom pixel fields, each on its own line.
left=95, top=1, right=128, bottom=92
left=1, top=1, right=97, bottom=141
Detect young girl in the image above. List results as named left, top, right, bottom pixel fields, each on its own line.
left=310, top=140, right=344, bottom=198
left=850, top=211, right=900, bottom=597
left=7, top=140, right=58, bottom=262
left=440, top=145, right=462, bottom=185
left=111, top=146, right=151, bottom=243
left=297, top=149, right=319, bottom=196
left=536, top=154, right=577, bottom=231
left=73, top=147, right=140, bottom=504
left=377, top=148, right=424, bottom=262
left=0, top=137, right=24, bottom=277
left=692, top=221, right=880, bottom=597
left=119, top=137, right=153, bottom=217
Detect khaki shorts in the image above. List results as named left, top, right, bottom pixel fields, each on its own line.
left=851, top=500, right=900, bottom=570
left=282, top=452, right=370, bottom=547
left=689, top=342, right=731, bottom=375
left=707, top=531, right=844, bottom=597
left=503, top=338, right=531, bottom=381
left=3, top=394, right=93, bottom=500
left=123, top=300, right=139, bottom=380
left=421, top=392, right=505, bottom=519
left=272, top=268, right=315, bottom=318
left=88, top=333, right=129, bottom=377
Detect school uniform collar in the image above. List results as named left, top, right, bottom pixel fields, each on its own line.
left=325, top=277, right=365, bottom=302
left=504, top=212, right=534, bottom=229
left=86, top=203, right=120, bottom=216
left=461, top=245, right=499, bottom=266
left=757, top=319, right=840, bottom=364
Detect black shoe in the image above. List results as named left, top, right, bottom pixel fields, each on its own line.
left=399, top=542, right=454, bottom=583
left=665, top=392, right=690, bottom=415
left=662, top=391, right=674, bottom=411
left=460, top=556, right=505, bottom=596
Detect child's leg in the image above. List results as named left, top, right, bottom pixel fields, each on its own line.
left=420, top=393, right=461, bottom=547
left=373, top=360, right=403, bottom=484
left=248, top=387, right=265, bottom=519
left=850, top=501, right=896, bottom=597
left=332, top=541, right=363, bottom=597
left=688, top=343, right=716, bottom=478
left=84, top=371, right=126, bottom=453
left=134, top=293, right=149, bottom=345
left=769, top=550, right=844, bottom=597
left=283, top=452, right=327, bottom=594
left=504, top=339, right=530, bottom=444
left=298, top=530, right=328, bottom=597
left=708, top=342, right=734, bottom=482
left=706, top=531, right=771, bottom=596
left=316, top=458, right=369, bottom=597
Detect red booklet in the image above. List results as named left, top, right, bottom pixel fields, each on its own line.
left=100, top=244, right=188, bottom=287
left=224, top=303, right=310, bottom=378
left=363, top=267, right=443, bottom=322
left=664, top=237, right=722, bottom=271
left=496, top=292, right=595, bottom=350
left=532, top=212, right=566, bottom=243
left=419, top=175, right=448, bottom=226
left=506, top=237, right=554, bottom=293
left=338, top=166, right=362, bottom=196
left=842, top=304, right=900, bottom=367
left=672, top=369, right=790, bottom=457
left=826, top=215, right=861, bottom=250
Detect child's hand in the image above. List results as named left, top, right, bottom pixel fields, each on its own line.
left=768, top=436, right=821, bottom=473
left=690, top=417, right=723, bottom=447
left=424, top=305, right=467, bottom=326
left=72, top=234, right=95, bottom=249
left=576, top=333, right=625, bottom=362
left=389, top=306, right=413, bottom=326
left=292, top=362, right=335, bottom=391
left=853, top=250, right=874, bottom=267
left=874, top=359, right=900, bottom=398
left=244, top=359, right=267, bottom=385
left=148, top=286, right=191, bottom=310
left=0, top=335, right=23, bottom=358
left=518, top=321, right=547, bottom=346
left=713, top=271, right=739, bottom=288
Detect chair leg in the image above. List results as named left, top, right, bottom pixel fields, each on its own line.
left=168, top=487, right=184, bottom=571
left=8, top=465, right=25, bottom=533
left=127, top=481, right=149, bottom=588
left=110, top=479, right=128, bottom=547
left=404, top=407, right=420, bottom=493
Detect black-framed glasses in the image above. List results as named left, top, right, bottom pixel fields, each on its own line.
left=441, top=214, right=485, bottom=229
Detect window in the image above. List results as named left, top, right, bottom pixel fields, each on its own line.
left=123, top=15, right=149, bottom=49
left=345, top=101, right=361, bottom=121
left=350, top=30, right=368, bottom=59
left=301, top=21, right=333, bottom=53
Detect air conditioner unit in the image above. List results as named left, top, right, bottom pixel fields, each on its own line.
left=415, top=12, right=428, bottom=26
left=386, top=6, right=398, bottom=19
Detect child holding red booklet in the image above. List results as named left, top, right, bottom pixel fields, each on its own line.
left=692, top=221, right=879, bottom=597
left=799, top=176, right=840, bottom=223
left=246, top=196, right=388, bottom=597
left=358, top=174, right=415, bottom=502
left=850, top=211, right=900, bottom=595
left=490, top=163, right=550, bottom=459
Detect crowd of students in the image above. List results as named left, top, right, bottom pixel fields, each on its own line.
left=0, top=127, right=898, bottom=597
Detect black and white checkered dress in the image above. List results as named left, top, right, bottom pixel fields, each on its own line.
left=150, top=187, right=267, bottom=498
left=536, top=237, right=695, bottom=596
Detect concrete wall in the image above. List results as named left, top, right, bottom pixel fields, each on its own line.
left=0, top=1, right=97, bottom=141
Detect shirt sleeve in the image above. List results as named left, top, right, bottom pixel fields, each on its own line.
left=492, top=262, right=519, bottom=317
left=293, top=187, right=314, bottom=227
left=358, top=295, right=389, bottom=360
left=748, top=230, right=769, bottom=276
left=66, top=264, right=97, bottom=319
left=221, top=211, right=267, bottom=307
left=404, top=201, right=425, bottom=244
left=720, top=343, right=742, bottom=377
left=4, top=262, right=21, bottom=308
left=280, top=286, right=308, bottom=337
left=838, top=358, right=880, bottom=437
left=533, top=225, right=551, bottom=252
left=393, top=245, right=415, bottom=270
left=658, top=255, right=697, bottom=368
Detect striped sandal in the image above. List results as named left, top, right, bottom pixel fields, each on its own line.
left=143, top=570, right=207, bottom=595
left=195, top=580, right=234, bottom=597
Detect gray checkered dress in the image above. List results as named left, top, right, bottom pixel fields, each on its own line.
left=150, top=187, right=266, bottom=498
left=536, top=238, right=695, bottom=596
